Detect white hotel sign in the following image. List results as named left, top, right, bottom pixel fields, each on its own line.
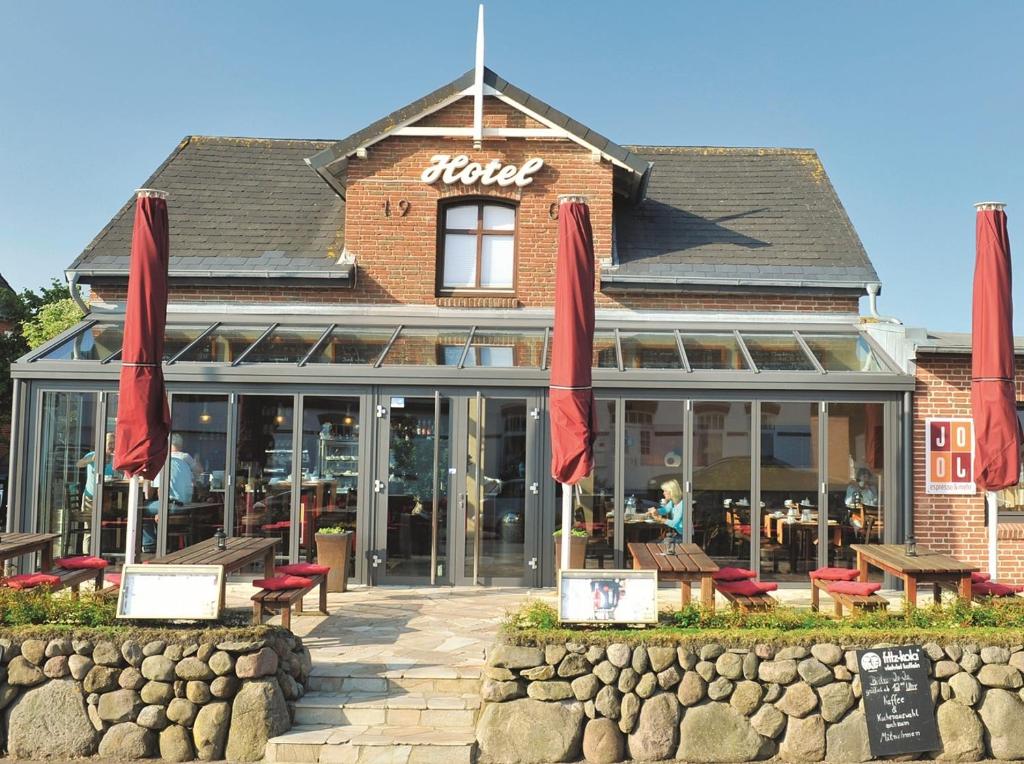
left=420, top=154, right=544, bottom=188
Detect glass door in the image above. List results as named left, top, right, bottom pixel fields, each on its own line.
left=454, top=394, right=539, bottom=586
left=372, top=393, right=451, bottom=584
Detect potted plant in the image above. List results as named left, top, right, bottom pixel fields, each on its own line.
left=315, top=525, right=353, bottom=593
left=553, top=527, right=589, bottom=570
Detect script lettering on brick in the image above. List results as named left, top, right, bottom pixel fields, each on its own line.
left=420, top=154, right=544, bottom=188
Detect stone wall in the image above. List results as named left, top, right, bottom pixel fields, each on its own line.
left=0, top=631, right=311, bottom=762
left=477, top=640, right=1024, bottom=763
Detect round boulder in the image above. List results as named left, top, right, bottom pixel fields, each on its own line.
left=627, top=692, right=680, bottom=761
left=98, top=721, right=155, bottom=759
left=677, top=701, right=763, bottom=763
left=225, top=679, right=290, bottom=761
left=4, top=678, right=98, bottom=758
left=160, top=723, right=195, bottom=762
left=142, top=654, right=177, bottom=682
left=583, top=717, right=624, bottom=764
left=477, top=698, right=584, bottom=764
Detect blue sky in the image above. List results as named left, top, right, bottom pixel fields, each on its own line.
left=1, top=1, right=1022, bottom=332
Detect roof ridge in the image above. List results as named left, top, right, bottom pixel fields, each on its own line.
left=187, top=135, right=337, bottom=146
left=625, top=145, right=818, bottom=154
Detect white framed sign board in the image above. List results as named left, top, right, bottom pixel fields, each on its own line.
left=116, top=564, right=224, bottom=620
left=558, top=569, right=659, bottom=625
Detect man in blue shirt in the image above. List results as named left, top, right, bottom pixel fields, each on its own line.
left=142, top=434, right=199, bottom=552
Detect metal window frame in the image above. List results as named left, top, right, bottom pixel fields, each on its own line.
left=168, top=322, right=220, bottom=365
left=230, top=323, right=278, bottom=366
left=27, top=319, right=99, bottom=363
left=734, top=330, right=758, bottom=373
left=298, top=324, right=337, bottom=367
left=794, top=331, right=827, bottom=375
left=374, top=326, right=403, bottom=368
left=675, top=330, right=692, bottom=373
left=457, top=327, right=477, bottom=369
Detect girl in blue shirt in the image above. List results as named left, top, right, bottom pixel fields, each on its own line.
left=649, top=479, right=685, bottom=538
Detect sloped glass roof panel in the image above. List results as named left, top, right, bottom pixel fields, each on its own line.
left=619, top=332, right=683, bottom=369
left=681, top=334, right=748, bottom=370
left=593, top=332, right=618, bottom=369
left=463, top=331, right=545, bottom=368
left=803, top=335, right=884, bottom=372
left=177, top=326, right=270, bottom=363
left=41, top=323, right=124, bottom=361
left=742, top=333, right=816, bottom=371
left=308, top=328, right=395, bottom=365
left=243, top=327, right=324, bottom=364
left=380, top=329, right=470, bottom=366
left=162, top=325, right=215, bottom=361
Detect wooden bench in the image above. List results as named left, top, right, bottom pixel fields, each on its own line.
left=716, top=585, right=776, bottom=613
left=52, top=566, right=106, bottom=598
left=252, top=574, right=328, bottom=629
left=811, top=577, right=888, bottom=616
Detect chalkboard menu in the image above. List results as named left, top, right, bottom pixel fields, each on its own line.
left=858, top=645, right=939, bottom=757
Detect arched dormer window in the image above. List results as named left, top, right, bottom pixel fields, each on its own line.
left=438, top=200, right=516, bottom=292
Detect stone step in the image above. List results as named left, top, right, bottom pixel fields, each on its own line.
left=307, top=671, right=480, bottom=696
left=292, top=691, right=481, bottom=728
left=265, top=723, right=477, bottom=764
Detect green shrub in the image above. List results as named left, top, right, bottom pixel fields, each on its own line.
left=0, top=587, right=118, bottom=627
left=502, top=597, right=1024, bottom=645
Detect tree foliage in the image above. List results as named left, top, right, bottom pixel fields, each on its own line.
left=21, top=297, right=84, bottom=349
left=0, top=279, right=84, bottom=466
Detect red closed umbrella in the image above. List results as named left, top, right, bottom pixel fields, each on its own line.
left=549, top=196, right=596, bottom=570
left=971, top=202, right=1019, bottom=577
left=113, top=189, right=171, bottom=565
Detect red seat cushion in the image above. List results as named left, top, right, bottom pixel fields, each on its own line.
left=105, top=573, right=122, bottom=587
left=974, top=581, right=1024, bottom=597
left=261, top=521, right=292, bottom=531
left=277, top=563, right=330, bottom=576
left=253, top=575, right=312, bottom=591
left=713, top=566, right=758, bottom=582
left=55, top=555, right=109, bottom=571
left=971, top=571, right=991, bottom=584
left=827, top=580, right=882, bottom=596
left=716, top=579, right=778, bottom=596
left=810, top=567, right=860, bottom=582
left=2, top=573, right=62, bottom=589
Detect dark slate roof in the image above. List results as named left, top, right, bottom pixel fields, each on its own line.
left=306, top=67, right=650, bottom=198
left=608, top=147, right=879, bottom=293
left=914, top=330, right=1024, bottom=354
left=68, top=137, right=349, bottom=280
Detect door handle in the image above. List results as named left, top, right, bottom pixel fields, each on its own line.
left=530, top=482, right=539, bottom=495
left=528, top=557, right=538, bottom=570
left=374, top=479, right=385, bottom=493
left=371, top=554, right=383, bottom=568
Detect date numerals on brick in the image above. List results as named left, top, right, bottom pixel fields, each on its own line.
left=383, top=199, right=410, bottom=218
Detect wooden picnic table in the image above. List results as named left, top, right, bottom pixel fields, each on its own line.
left=0, top=532, right=59, bottom=572
left=151, top=536, right=279, bottom=609
left=850, top=543, right=977, bottom=604
left=628, top=542, right=719, bottom=610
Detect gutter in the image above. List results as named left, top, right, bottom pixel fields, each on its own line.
left=600, top=272, right=875, bottom=291
left=65, top=266, right=354, bottom=281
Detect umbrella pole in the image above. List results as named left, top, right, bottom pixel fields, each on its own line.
left=560, top=482, right=572, bottom=571
left=988, top=491, right=999, bottom=579
left=125, top=474, right=141, bottom=566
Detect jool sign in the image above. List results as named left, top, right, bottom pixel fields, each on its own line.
left=858, top=645, right=939, bottom=756
left=925, top=418, right=975, bottom=494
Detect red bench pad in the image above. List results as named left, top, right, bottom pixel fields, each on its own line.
left=253, top=575, right=313, bottom=591
left=2, top=573, right=62, bottom=589
left=716, top=579, right=778, bottom=596
left=713, top=567, right=758, bottom=582
left=277, top=563, right=330, bottom=576
left=971, top=572, right=992, bottom=584
left=810, top=567, right=860, bottom=582
left=975, top=581, right=1024, bottom=597
left=55, top=556, right=109, bottom=570
left=827, top=580, right=881, bottom=596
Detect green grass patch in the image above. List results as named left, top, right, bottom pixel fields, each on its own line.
left=501, top=598, right=1024, bottom=649
left=0, top=587, right=282, bottom=642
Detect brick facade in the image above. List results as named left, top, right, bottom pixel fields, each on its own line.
left=913, top=352, right=1024, bottom=583
left=87, top=96, right=860, bottom=316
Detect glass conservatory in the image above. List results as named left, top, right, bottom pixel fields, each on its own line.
left=6, top=311, right=914, bottom=587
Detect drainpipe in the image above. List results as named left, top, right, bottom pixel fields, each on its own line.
left=903, top=391, right=914, bottom=548
left=865, top=283, right=901, bottom=324
left=65, top=271, right=89, bottom=315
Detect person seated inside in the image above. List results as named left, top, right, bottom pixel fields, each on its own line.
left=648, top=479, right=685, bottom=542
left=142, top=434, right=198, bottom=552
left=77, top=432, right=119, bottom=510
left=845, top=467, right=878, bottom=529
